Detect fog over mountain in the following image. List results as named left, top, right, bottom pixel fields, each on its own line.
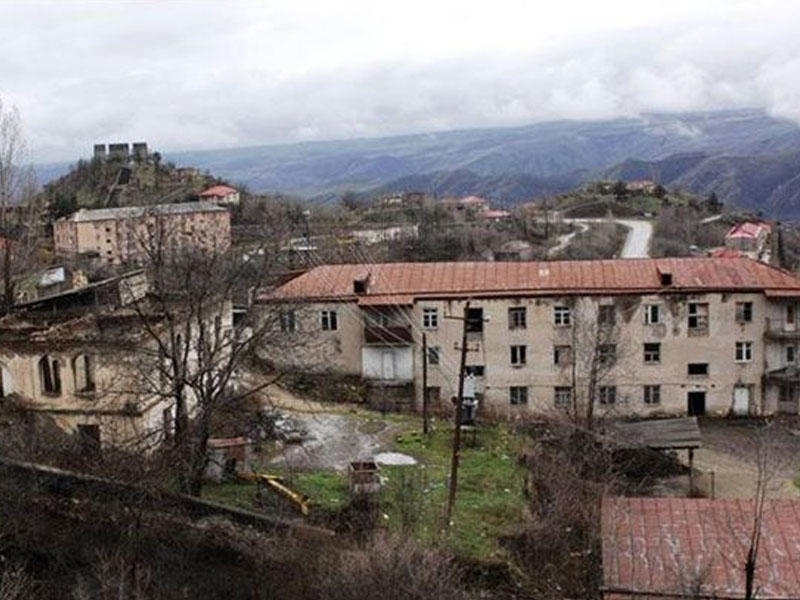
left=159, top=109, right=800, bottom=217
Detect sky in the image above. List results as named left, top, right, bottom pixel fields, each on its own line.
left=2, top=0, right=800, bottom=162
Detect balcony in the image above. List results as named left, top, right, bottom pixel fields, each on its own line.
left=364, top=324, right=413, bottom=345
left=765, top=318, right=800, bottom=341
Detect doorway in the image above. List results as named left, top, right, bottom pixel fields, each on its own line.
left=687, top=391, right=706, bottom=416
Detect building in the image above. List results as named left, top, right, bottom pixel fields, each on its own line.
left=602, top=497, right=800, bottom=598
left=53, top=201, right=231, bottom=265
left=725, top=221, right=772, bottom=261
left=258, top=257, right=800, bottom=418
left=0, top=270, right=233, bottom=450
left=199, top=184, right=240, bottom=207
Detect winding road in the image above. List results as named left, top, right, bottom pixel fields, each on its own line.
left=548, top=218, right=653, bottom=259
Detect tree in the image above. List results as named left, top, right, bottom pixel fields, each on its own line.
left=0, top=98, right=40, bottom=312
left=612, top=180, right=628, bottom=200
left=706, top=191, right=723, bottom=213
left=558, top=298, right=629, bottom=430
left=652, top=184, right=667, bottom=199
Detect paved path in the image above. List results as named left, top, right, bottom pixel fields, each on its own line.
left=552, top=218, right=653, bottom=258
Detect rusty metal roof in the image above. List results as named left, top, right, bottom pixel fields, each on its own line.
left=260, top=257, right=800, bottom=303
left=602, top=497, right=800, bottom=599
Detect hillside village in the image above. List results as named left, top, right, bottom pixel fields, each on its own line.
left=1, top=126, right=800, bottom=599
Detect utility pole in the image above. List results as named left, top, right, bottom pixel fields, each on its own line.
left=422, top=332, right=429, bottom=435
left=445, top=300, right=470, bottom=523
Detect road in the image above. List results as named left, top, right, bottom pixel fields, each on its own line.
left=549, top=218, right=653, bottom=259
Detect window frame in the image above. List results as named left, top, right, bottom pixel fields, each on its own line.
left=320, top=310, right=338, bottom=331
left=688, top=302, right=709, bottom=331
left=735, top=341, right=753, bottom=363
left=598, top=305, right=616, bottom=326
left=598, top=385, right=617, bottom=405
left=554, top=386, right=572, bottom=409
left=280, top=309, right=297, bottom=333
left=426, top=346, right=440, bottom=366
left=510, top=345, right=527, bottom=367
left=643, top=385, right=661, bottom=405
left=554, top=305, right=571, bottom=326
left=422, top=307, right=439, bottom=329
left=643, top=342, right=661, bottom=364
left=508, top=306, right=527, bottom=330
left=644, top=304, right=660, bottom=325
left=509, top=386, right=529, bottom=406
left=735, top=301, right=753, bottom=323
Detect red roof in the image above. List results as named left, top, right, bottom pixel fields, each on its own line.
left=199, top=185, right=237, bottom=198
left=602, top=497, right=800, bottom=598
left=260, top=257, right=800, bottom=303
left=726, top=222, right=771, bottom=239
left=479, top=209, right=511, bottom=220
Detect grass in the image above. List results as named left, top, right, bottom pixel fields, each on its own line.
left=203, top=413, right=527, bottom=562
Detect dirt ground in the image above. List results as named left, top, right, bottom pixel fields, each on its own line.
left=661, top=417, right=800, bottom=498
left=261, top=384, right=412, bottom=472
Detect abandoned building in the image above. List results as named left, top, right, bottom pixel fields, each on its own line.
left=0, top=270, right=232, bottom=449
left=258, top=257, right=800, bottom=418
left=53, top=201, right=231, bottom=265
left=199, top=184, right=240, bottom=206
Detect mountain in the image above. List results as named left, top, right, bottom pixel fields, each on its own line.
left=35, top=109, right=800, bottom=215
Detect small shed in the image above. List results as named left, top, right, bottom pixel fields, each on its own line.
left=205, top=437, right=253, bottom=482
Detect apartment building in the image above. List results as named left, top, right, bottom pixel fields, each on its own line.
left=53, top=201, right=231, bottom=265
left=258, top=257, right=800, bottom=418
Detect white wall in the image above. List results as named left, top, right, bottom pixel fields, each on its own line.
left=362, top=346, right=413, bottom=381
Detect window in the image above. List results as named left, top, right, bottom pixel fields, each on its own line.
left=643, top=343, right=661, bottom=364
left=466, top=307, right=484, bottom=333
left=554, top=345, right=572, bottom=366
left=554, top=305, right=571, bottom=326
left=788, top=304, right=796, bottom=325
left=427, top=346, right=440, bottom=365
left=787, top=345, right=796, bottom=364
left=554, top=387, right=572, bottom=409
left=465, top=365, right=485, bottom=377
left=735, top=302, right=753, bottom=323
left=510, top=345, right=527, bottom=366
left=688, top=303, right=709, bottom=332
left=598, top=305, right=615, bottom=326
left=509, top=386, right=528, bottom=405
left=735, top=341, right=753, bottom=363
left=644, top=304, right=660, bottom=325
left=598, top=344, right=616, bottom=364
left=422, top=307, right=438, bottom=329
left=688, top=363, right=709, bottom=376
left=39, top=355, right=61, bottom=395
left=598, top=386, right=617, bottom=405
left=508, top=307, right=527, bottom=330
left=643, top=385, right=661, bottom=405
left=280, top=310, right=297, bottom=333
left=321, top=310, right=338, bottom=331
left=72, top=354, right=95, bottom=394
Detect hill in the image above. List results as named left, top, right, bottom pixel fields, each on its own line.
left=159, top=109, right=800, bottom=215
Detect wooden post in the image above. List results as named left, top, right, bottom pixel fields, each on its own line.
left=446, top=301, right=470, bottom=524
left=422, top=332, right=429, bottom=435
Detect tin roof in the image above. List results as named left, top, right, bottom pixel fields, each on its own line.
left=59, top=201, right=225, bottom=223
left=602, top=497, right=800, bottom=598
left=261, top=257, right=800, bottom=303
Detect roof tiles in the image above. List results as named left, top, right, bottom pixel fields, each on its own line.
left=603, top=497, right=800, bottom=598
left=263, top=257, right=800, bottom=303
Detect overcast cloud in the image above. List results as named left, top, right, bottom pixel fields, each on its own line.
left=1, top=0, right=800, bottom=161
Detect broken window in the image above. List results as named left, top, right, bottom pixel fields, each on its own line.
left=643, top=343, right=661, bottom=364
left=39, top=355, right=61, bottom=396
left=509, top=386, right=528, bottom=405
left=466, top=307, right=484, bottom=333
left=72, top=354, right=95, bottom=394
left=554, top=305, right=571, bottom=326
left=687, top=362, right=709, bottom=376
left=643, top=385, right=661, bottom=405
left=644, top=304, right=660, bottom=325
left=508, top=307, right=527, bottom=330
left=510, top=345, right=527, bottom=366
left=735, top=302, right=753, bottom=323
left=688, top=303, right=709, bottom=332
left=321, top=310, right=338, bottom=331
left=280, top=309, right=297, bottom=333
left=598, top=305, right=615, bottom=326
left=554, top=386, right=572, bottom=409
left=597, top=386, right=616, bottom=405
left=427, top=346, right=440, bottom=366
left=554, top=345, right=572, bottom=366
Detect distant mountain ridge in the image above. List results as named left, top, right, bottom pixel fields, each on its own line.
left=38, top=109, right=800, bottom=217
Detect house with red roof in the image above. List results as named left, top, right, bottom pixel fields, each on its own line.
left=258, top=257, right=800, bottom=418
left=199, top=184, right=240, bottom=206
left=725, top=221, right=772, bottom=261
left=602, top=496, right=800, bottom=599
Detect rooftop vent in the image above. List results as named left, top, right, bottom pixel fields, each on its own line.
left=353, top=273, right=370, bottom=295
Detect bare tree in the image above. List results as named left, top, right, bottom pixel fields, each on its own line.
left=0, top=98, right=40, bottom=312
left=559, top=298, right=629, bottom=430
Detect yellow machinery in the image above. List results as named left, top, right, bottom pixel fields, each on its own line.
left=239, top=472, right=310, bottom=516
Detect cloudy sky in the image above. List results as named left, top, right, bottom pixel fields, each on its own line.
left=2, top=0, right=800, bottom=162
